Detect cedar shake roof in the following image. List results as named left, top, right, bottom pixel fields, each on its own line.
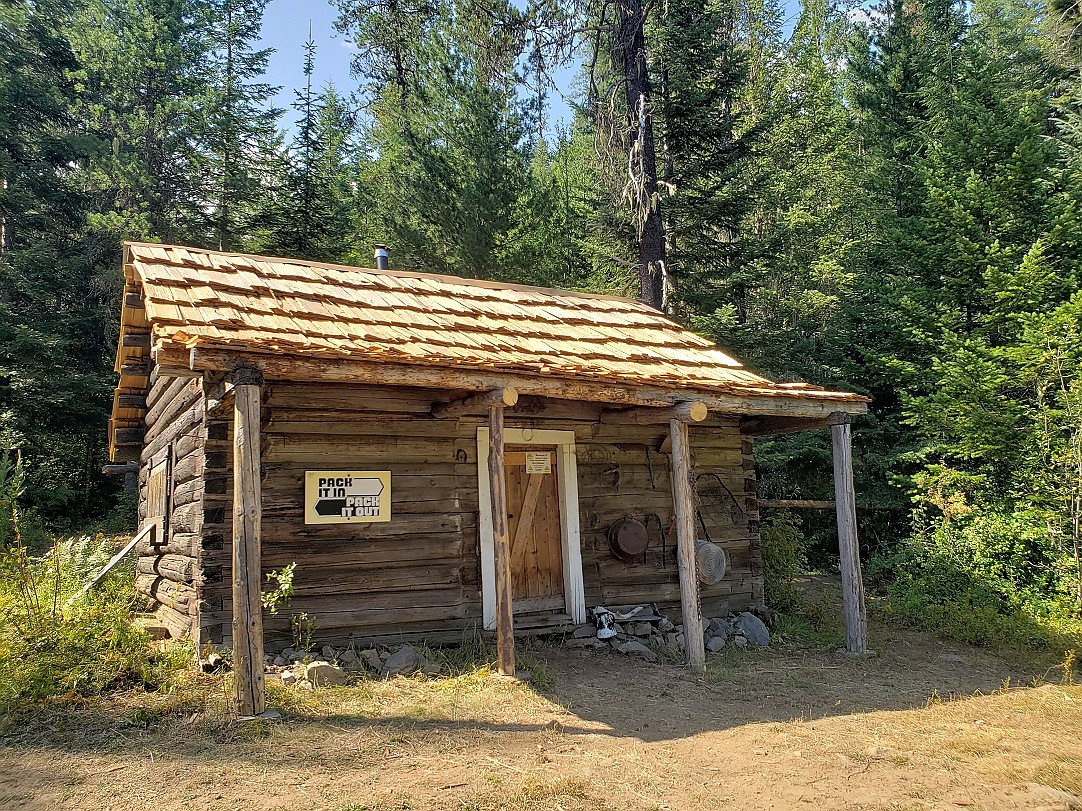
left=109, top=242, right=868, bottom=460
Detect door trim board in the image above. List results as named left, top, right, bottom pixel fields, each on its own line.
left=477, top=427, right=586, bottom=629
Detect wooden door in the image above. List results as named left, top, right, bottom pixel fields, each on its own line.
left=505, top=446, right=564, bottom=613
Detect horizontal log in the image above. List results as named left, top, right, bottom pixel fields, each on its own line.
left=122, top=332, right=151, bottom=349
left=212, top=561, right=463, bottom=598
left=236, top=603, right=469, bottom=632
left=156, top=604, right=194, bottom=639
left=118, top=394, right=146, bottom=410
left=756, top=499, right=901, bottom=511
left=135, top=573, right=196, bottom=613
left=137, top=554, right=195, bottom=583
left=102, top=462, right=137, bottom=476
left=172, top=452, right=203, bottom=486
left=114, top=428, right=144, bottom=445
left=111, top=445, right=141, bottom=463
left=145, top=377, right=199, bottom=429
left=142, top=401, right=204, bottom=462
left=162, top=347, right=869, bottom=418
left=600, top=401, right=708, bottom=425
left=137, top=532, right=199, bottom=557
left=170, top=501, right=203, bottom=534
left=266, top=383, right=447, bottom=414
left=120, top=361, right=150, bottom=378
left=431, top=387, right=518, bottom=418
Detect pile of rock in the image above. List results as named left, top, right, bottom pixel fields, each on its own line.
left=264, top=643, right=440, bottom=688
left=565, top=610, right=770, bottom=662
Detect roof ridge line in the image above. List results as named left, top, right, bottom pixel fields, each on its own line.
left=122, top=240, right=659, bottom=309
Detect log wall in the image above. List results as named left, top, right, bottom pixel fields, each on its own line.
left=135, top=370, right=206, bottom=640
left=198, top=383, right=763, bottom=649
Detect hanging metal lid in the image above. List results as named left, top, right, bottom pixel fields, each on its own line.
left=608, top=517, right=649, bottom=563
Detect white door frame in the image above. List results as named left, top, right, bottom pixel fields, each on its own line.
left=477, top=427, right=586, bottom=629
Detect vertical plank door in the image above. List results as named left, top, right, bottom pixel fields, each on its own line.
left=504, top=447, right=564, bottom=612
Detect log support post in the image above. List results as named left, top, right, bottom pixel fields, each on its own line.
left=669, top=417, right=706, bottom=673
left=488, top=404, right=515, bottom=676
left=830, top=413, right=868, bottom=654
left=232, top=365, right=266, bottom=715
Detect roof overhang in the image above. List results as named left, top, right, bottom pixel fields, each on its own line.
left=153, top=344, right=869, bottom=421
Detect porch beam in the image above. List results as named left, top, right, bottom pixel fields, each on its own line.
left=600, top=400, right=708, bottom=425
left=432, top=387, right=518, bottom=419
left=167, top=346, right=869, bottom=420
left=741, top=415, right=835, bottom=437
left=830, top=413, right=868, bottom=654
left=669, top=417, right=706, bottom=673
left=231, top=365, right=266, bottom=715
left=488, top=404, right=516, bottom=676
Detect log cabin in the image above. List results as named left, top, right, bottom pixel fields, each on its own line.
left=106, top=242, right=869, bottom=714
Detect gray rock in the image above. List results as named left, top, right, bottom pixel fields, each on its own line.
left=571, top=625, right=596, bottom=639
left=736, top=612, right=771, bottom=646
left=657, top=617, right=675, bottom=632
left=617, top=640, right=659, bottom=662
left=706, top=636, right=727, bottom=653
left=379, top=650, right=391, bottom=662
left=280, top=670, right=298, bottom=687
left=321, top=645, right=337, bottom=661
left=382, top=645, right=426, bottom=676
left=733, top=635, right=748, bottom=648
left=339, top=648, right=358, bottom=664
left=359, top=649, right=382, bottom=670
left=273, top=656, right=287, bottom=667
left=289, top=651, right=306, bottom=663
left=304, top=661, right=349, bottom=687
left=612, top=623, right=624, bottom=635
left=632, top=622, right=653, bottom=637
left=665, top=632, right=682, bottom=649
left=608, top=638, right=623, bottom=651
left=676, top=633, right=685, bottom=648
left=281, top=647, right=295, bottom=658
left=708, top=617, right=733, bottom=636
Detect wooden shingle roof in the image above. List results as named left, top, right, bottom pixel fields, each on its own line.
left=109, top=242, right=867, bottom=460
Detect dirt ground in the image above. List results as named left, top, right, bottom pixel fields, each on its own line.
left=1, top=618, right=1080, bottom=811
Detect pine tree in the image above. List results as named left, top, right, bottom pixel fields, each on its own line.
left=67, top=0, right=208, bottom=242
left=262, top=37, right=358, bottom=262
left=195, top=0, right=282, bottom=251
left=0, top=0, right=117, bottom=520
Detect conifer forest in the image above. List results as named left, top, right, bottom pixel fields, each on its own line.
left=2, top=0, right=1082, bottom=648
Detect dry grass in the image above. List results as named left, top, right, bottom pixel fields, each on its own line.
left=1, top=632, right=1081, bottom=811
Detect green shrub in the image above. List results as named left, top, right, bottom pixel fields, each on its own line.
left=0, top=453, right=190, bottom=707
left=869, top=513, right=1082, bottom=668
left=761, top=512, right=806, bottom=613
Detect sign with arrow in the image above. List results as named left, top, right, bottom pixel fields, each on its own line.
left=304, top=471, right=391, bottom=524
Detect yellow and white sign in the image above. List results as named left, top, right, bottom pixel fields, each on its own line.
left=304, top=471, right=391, bottom=524
left=525, top=451, right=552, bottom=474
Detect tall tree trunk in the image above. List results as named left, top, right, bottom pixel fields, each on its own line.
left=614, top=0, right=666, bottom=309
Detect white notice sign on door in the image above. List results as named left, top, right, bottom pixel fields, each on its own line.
left=525, top=451, right=552, bottom=474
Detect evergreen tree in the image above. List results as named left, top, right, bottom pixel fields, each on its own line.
left=195, top=0, right=282, bottom=251
left=263, top=37, right=358, bottom=262
left=0, top=0, right=116, bottom=521
left=68, top=0, right=208, bottom=242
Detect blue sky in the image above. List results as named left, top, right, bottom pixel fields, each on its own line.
left=258, top=0, right=581, bottom=133
left=258, top=0, right=805, bottom=134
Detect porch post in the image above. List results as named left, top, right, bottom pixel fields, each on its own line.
left=488, top=404, right=515, bottom=675
left=669, top=417, right=706, bottom=673
left=830, top=413, right=868, bottom=653
left=232, top=366, right=265, bottom=715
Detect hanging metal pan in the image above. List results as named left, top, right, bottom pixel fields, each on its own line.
left=608, top=517, right=649, bottom=563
